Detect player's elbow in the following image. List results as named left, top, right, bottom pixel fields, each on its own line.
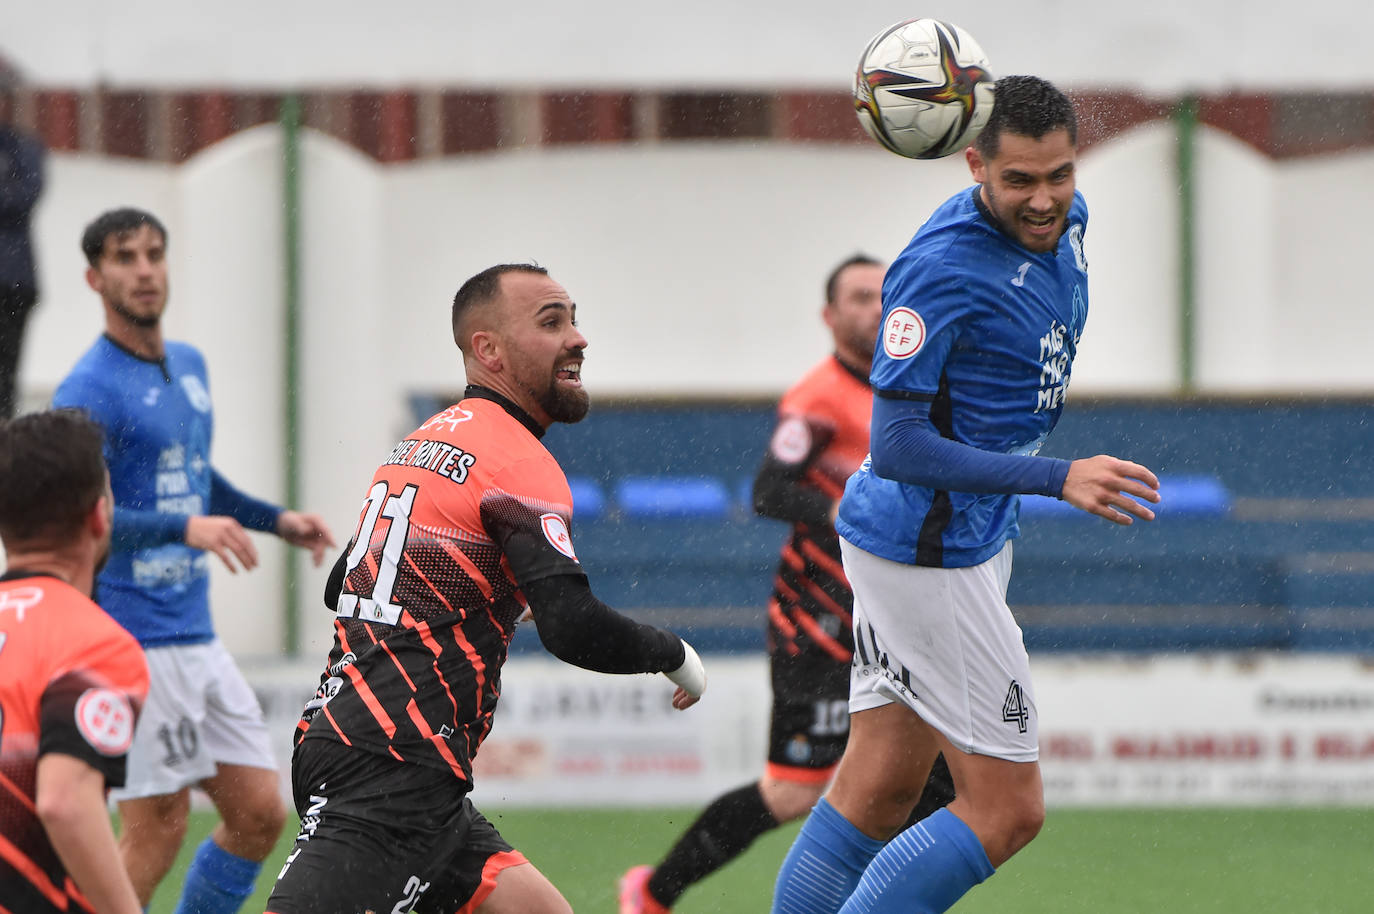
left=532, top=608, right=597, bottom=666
left=868, top=440, right=900, bottom=481
left=35, top=754, right=104, bottom=835
left=35, top=783, right=90, bottom=836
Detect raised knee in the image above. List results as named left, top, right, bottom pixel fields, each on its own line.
left=224, top=794, right=287, bottom=849
left=121, top=797, right=191, bottom=851
left=995, top=797, right=1044, bottom=862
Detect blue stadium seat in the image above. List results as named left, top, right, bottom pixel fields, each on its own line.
left=1021, top=473, right=1230, bottom=518
left=614, top=476, right=733, bottom=519
left=567, top=476, right=607, bottom=521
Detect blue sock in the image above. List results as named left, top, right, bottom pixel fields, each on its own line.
left=173, top=837, right=262, bottom=914
left=772, top=798, right=885, bottom=914
left=837, top=808, right=996, bottom=914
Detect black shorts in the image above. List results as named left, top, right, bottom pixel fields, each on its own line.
left=265, top=739, right=526, bottom=914
left=766, top=648, right=852, bottom=777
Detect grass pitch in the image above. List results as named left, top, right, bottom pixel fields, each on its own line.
left=154, top=805, right=1374, bottom=912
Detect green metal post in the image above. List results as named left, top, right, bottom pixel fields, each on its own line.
left=1175, top=94, right=1198, bottom=392
left=281, top=93, right=303, bottom=656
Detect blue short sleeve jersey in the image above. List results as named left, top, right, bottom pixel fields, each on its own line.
left=837, top=186, right=1090, bottom=568
left=53, top=336, right=274, bottom=646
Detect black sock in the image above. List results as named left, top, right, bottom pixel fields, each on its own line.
left=647, top=782, right=779, bottom=907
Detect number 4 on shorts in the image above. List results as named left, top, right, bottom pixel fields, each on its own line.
left=1002, top=681, right=1029, bottom=734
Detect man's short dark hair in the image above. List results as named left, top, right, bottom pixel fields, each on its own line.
left=825, top=254, right=883, bottom=305
left=0, top=409, right=107, bottom=548
left=973, top=75, right=1078, bottom=160
left=451, top=263, right=549, bottom=351
left=81, top=208, right=168, bottom=267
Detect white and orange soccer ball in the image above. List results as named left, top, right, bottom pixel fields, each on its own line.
left=853, top=18, right=996, bottom=159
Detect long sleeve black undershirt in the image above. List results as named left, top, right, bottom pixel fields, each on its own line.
left=751, top=452, right=834, bottom=529
left=524, top=573, right=685, bottom=674
left=323, top=550, right=684, bottom=676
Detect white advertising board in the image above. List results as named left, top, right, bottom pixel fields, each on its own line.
left=247, top=653, right=1374, bottom=809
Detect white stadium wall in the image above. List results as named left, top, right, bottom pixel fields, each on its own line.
left=8, top=0, right=1374, bottom=93
left=18, top=127, right=1374, bottom=654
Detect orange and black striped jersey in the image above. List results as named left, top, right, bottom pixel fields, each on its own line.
left=753, top=355, right=871, bottom=662
left=0, top=571, right=148, bottom=914
left=297, top=388, right=583, bottom=784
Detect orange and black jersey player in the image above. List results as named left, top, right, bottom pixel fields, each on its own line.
left=0, top=570, right=149, bottom=914
left=298, top=385, right=688, bottom=785
left=755, top=353, right=872, bottom=664
left=750, top=353, right=872, bottom=781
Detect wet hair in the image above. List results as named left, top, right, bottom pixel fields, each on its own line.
left=973, top=75, right=1078, bottom=160
left=0, top=409, right=107, bottom=548
left=80, top=208, right=168, bottom=267
left=825, top=254, right=883, bottom=305
left=451, top=263, right=550, bottom=352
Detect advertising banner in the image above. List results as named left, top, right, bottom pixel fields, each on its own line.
left=248, top=654, right=1374, bottom=808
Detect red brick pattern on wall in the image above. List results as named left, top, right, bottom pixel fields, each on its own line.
left=1069, top=91, right=1175, bottom=152
left=33, top=90, right=81, bottom=151
left=777, top=91, right=867, bottom=143
left=440, top=91, right=503, bottom=154
left=659, top=92, right=773, bottom=140
left=542, top=91, right=635, bottom=144
left=101, top=91, right=150, bottom=158
left=7, top=86, right=1374, bottom=162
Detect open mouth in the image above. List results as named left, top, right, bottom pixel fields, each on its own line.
left=556, top=362, right=582, bottom=386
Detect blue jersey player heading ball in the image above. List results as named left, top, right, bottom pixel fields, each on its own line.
left=771, top=76, right=1161, bottom=914
left=53, top=208, right=337, bottom=914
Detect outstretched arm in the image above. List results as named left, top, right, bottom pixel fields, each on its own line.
left=523, top=573, right=706, bottom=709
left=481, top=486, right=707, bottom=707
left=870, top=395, right=1159, bottom=522
left=210, top=470, right=337, bottom=566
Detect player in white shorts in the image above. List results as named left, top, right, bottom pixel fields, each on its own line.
left=112, top=642, right=278, bottom=801
left=770, top=76, right=1161, bottom=914
left=844, top=541, right=1037, bottom=763
left=54, top=207, right=336, bottom=914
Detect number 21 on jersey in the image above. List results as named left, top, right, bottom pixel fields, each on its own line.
left=335, top=481, right=418, bottom=626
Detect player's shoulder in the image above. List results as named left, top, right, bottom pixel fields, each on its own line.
left=781, top=356, right=868, bottom=416
left=165, top=340, right=207, bottom=370
left=54, top=337, right=113, bottom=395
left=412, top=396, right=565, bottom=479
left=1071, top=189, right=1088, bottom=222
left=0, top=577, right=146, bottom=684
left=893, top=189, right=988, bottom=280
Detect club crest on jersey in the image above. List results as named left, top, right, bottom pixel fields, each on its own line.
left=76, top=687, right=137, bottom=756
left=540, top=513, right=577, bottom=561
left=769, top=416, right=812, bottom=465
left=883, top=307, right=926, bottom=360
left=1068, top=223, right=1087, bottom=273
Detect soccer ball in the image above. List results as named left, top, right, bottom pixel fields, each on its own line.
left=853, top=18, right=995, bottom=159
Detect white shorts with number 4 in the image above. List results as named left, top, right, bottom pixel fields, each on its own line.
left=111, top=640, right=279, bottom=800
left=844, top=538, right=1038, bottom=763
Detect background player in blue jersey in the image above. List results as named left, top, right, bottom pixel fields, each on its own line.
left=770, top=77, right=1162, bottom=914
left=53, top=208, right=336, bottom=914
